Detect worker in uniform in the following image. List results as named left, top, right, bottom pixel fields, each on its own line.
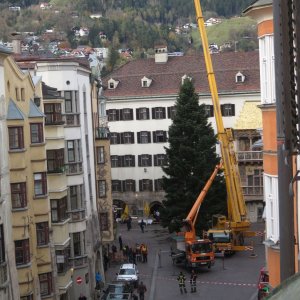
left=177, top=271, right=187, bottom=294
left=190, top=269, right=197, bottom=293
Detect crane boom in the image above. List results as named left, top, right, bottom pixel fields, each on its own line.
left=184, top=164, right=221, bottom=242
left=193, top=0, right=249, bottom=229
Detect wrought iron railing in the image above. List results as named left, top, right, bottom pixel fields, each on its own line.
left=242, top=186, right=263, bottom=196
left=65, top=162, right=82, bottom=175
left=237, top=151, right=263, bottom=162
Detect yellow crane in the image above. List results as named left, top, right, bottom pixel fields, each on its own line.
left=193, top=0, right=254, bottom=253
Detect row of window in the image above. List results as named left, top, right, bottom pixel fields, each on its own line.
left=107, top=104, right=236, bottom=122
left=111, top=179, right=164, bottom=193
left=8, top=124, right=44, bottom=150
left=111, top=154, right=167, bottom=167
left=110, top=131, right=168, bottom=145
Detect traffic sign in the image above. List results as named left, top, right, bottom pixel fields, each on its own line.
left=76, top=276, right=83, bottom=285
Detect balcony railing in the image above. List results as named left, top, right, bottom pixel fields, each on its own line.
left=69, top=255, right=88, bottom=268
left=68, top=208, right=86, bottom=222
left=65, top=162, right=82, bottom=175
left=64, top=114, right=80, bottom=126
left=242, top=186, right=263, bottom=196
left=237, top=151, right=263, bottom=162
left=0, top=262, right=8, bottom=287
left=95, top=127, right=109, bottom=139
left=45, top=113, right=65, bottom=125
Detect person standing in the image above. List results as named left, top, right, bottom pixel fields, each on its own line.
left=190, top=269, right=197, bottom=293
left=139, top=219, right=145, bottom=233
left=177, top=271, right=187, bottom=294
left=118, top=234, right=123, bottom=251
left=112, top=244, right=117, bottom=261
left=137, top=281, right=147, bottom=300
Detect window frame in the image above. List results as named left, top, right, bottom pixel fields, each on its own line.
left=152, top=107, right=166, bottom=119
left=221, top=104, right=235, bottom=117
left=112, top=180, right=122, bottom=192
left=121, top=132, right=134, bottom=144
left=137, top=131, right=151, bottom=144
left=0, top=225, right=4, bottom=264
left=51, top=197, right=68, bottom=223
left=136, top=107, right=150, bottom=120
left=30, top=123, right=44, bottom=144
left=139, top=179, right=153, bottom=192
left=11, top=182, right=27, bottom=209
left=120, top=108, right=133, bottom=121
left=34, top=172, right=47, bottom=197
left=153, top=130, right=167, bottom=143
left=99, top=212, right=109, bottom=231
left=138, top=154, right=152, bottom=167
left=154, top=154, right=167, bottom=166
left=15, top=239, right=30, bottom=265
left=8, top=126, right=24, bottom=150
left=123, top=180, right=136, bottom=192
left=44, top=103, right=63, bottom=125
left=204, top=105, right=214, bottom=117
left=96, top=146, right=105, bottom=164
left=39, top=272, right=53, bottom=296
left=47, top=149, right=64, bottom=173
left=154, top=178, right=164, bottom=191
left=110, top=132, right=120, bottom=145
left=123, top=155, right=135, bottom=167
left=98, top=180, right=106, bottom=198
left=36, top=222, right=49, bottom=246
left=167, top=106, right=176, bottom=119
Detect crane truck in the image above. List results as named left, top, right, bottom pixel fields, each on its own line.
left=171, top=165, right=221, bottom=269
left=193, top=0, right=255, bottom=254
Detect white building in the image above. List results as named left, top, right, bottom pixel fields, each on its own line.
left=103, top=47, right=261, bottom=216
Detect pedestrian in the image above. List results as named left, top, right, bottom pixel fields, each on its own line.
left=137, top=281, right=147, bottom=300
left=139, top=219, right=145, bottom=233
left=190, top=269, right=197, bottom=293
left=128, top=247, right=133, bottom=263
left=177, top=271, right=187, bottom=294
left=78, top=294, right=87, bottom=300
left=103, top=253, right=109, bottom=271
left=112, top=244, right=117, bottom=261
left=141, top=244, right=148, bottom=263
left=118, top=234, right=123, bottom=251
left=132, top=247, right=137, bottom=265
left=127, top=216, right=132, bottom=231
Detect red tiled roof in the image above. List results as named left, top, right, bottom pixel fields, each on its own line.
left=103, top=51, right=260, bottom=98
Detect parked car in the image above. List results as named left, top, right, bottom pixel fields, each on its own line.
left=116, top=264, right=139, bottom=288
left=102, top=282, right=133, bottom=300
left=106, top=293, right=132, bottom=300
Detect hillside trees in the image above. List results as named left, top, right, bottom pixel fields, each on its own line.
left=160, top=79, right=227, bottom=233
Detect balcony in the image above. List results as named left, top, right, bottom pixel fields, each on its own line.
left=65, top=162, right=82, bottom=175
left=242, top=186, right=263, bottom=196
left=95, top=127, right=109, bottom=139
left=68, top=208, right=86, bottom=222
left=237, top=151, right=263, bottom=163
left=0, top=262, right=8, bottom=288
left=64, top=114, right=80, bottom=126
left=45, top=113, right=65, bottom=125
left=69, top=255, right=88, bottom=268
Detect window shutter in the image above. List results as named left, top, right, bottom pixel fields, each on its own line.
left=117, top=133, right=121, bottom=144
left=167, top=107, right=171, bottom=119
left=132, top=180, right=136, bottom=192
left=137, top=132, right=141, bottom=143
left=138, top=155, right=141, bottom=166
left=152, top=108, right=155, bottom=119
left=149, top=180, right=153, bottom=191
left=146, top=108, right=150, bottom=119
left=106, top=110, right=110, bottom=121
left=122, top=181, right=126, bottom=192
left=152, top=132, right=156, bottom=143
left=131, top=132, right=134, bottom=143
left=154, top=155, right=157, bottom=166
left=116, top=109, right=120, bottom=121
left=154, top=179, right=158, bottom=191
left=118, top=156, right=121, bottom=167
left=149, top=155, right=152, bottom=166
left=162, top=107, right=166, bottom=119
left=163, top=131, right=167, bottom=142
left=120, top=133, right=124, bottom=144
left=136, top=108, right=140, bottom=120
left=147, top=131, right=151, bottom=143
left=210, top=105, right=214, bottom=117
left=220, top=105, right=224, bottom=116
left=130, top=109, right=133, bottom=120
left=139, top=180, right=142, bottom=191
left=119, top=109, right=123, bottom=120
left=231, top=104, right=235, bottom=116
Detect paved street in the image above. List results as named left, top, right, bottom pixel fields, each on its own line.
left=104, top=221, right=265, bottom=300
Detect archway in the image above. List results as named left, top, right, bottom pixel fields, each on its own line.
left=113, top=199, right=126, bottom=219
left=150, top=201, right=164, bottom=222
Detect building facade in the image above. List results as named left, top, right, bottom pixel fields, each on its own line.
left=0, top=47, right=20, bottom=300
left=244, top=0, right=280, bottom=287
left=103, top=49, right=261, bottom=216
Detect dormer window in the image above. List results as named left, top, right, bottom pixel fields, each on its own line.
left=181, top=74, right=192, bottom=84
left=108, top=78, right=119, bottom=90
left=141, top=76, right=152, bottom=88
left=235, top=72, right=245, bottom=83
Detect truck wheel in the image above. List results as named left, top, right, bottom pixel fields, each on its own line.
left=208, top=262, right=211, bottom=269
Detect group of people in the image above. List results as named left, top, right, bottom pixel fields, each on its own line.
left=177, top=270, right=197, bottom=294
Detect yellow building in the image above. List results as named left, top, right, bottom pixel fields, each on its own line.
left=4, top=54, right=53, bottom=298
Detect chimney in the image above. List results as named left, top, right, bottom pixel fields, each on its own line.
left=154, top=45, right=168, bottom=63
left=11, top=32, right=22, bottom=54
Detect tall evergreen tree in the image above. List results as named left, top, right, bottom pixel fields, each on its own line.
left=161, top=79, right=226, bottom=233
